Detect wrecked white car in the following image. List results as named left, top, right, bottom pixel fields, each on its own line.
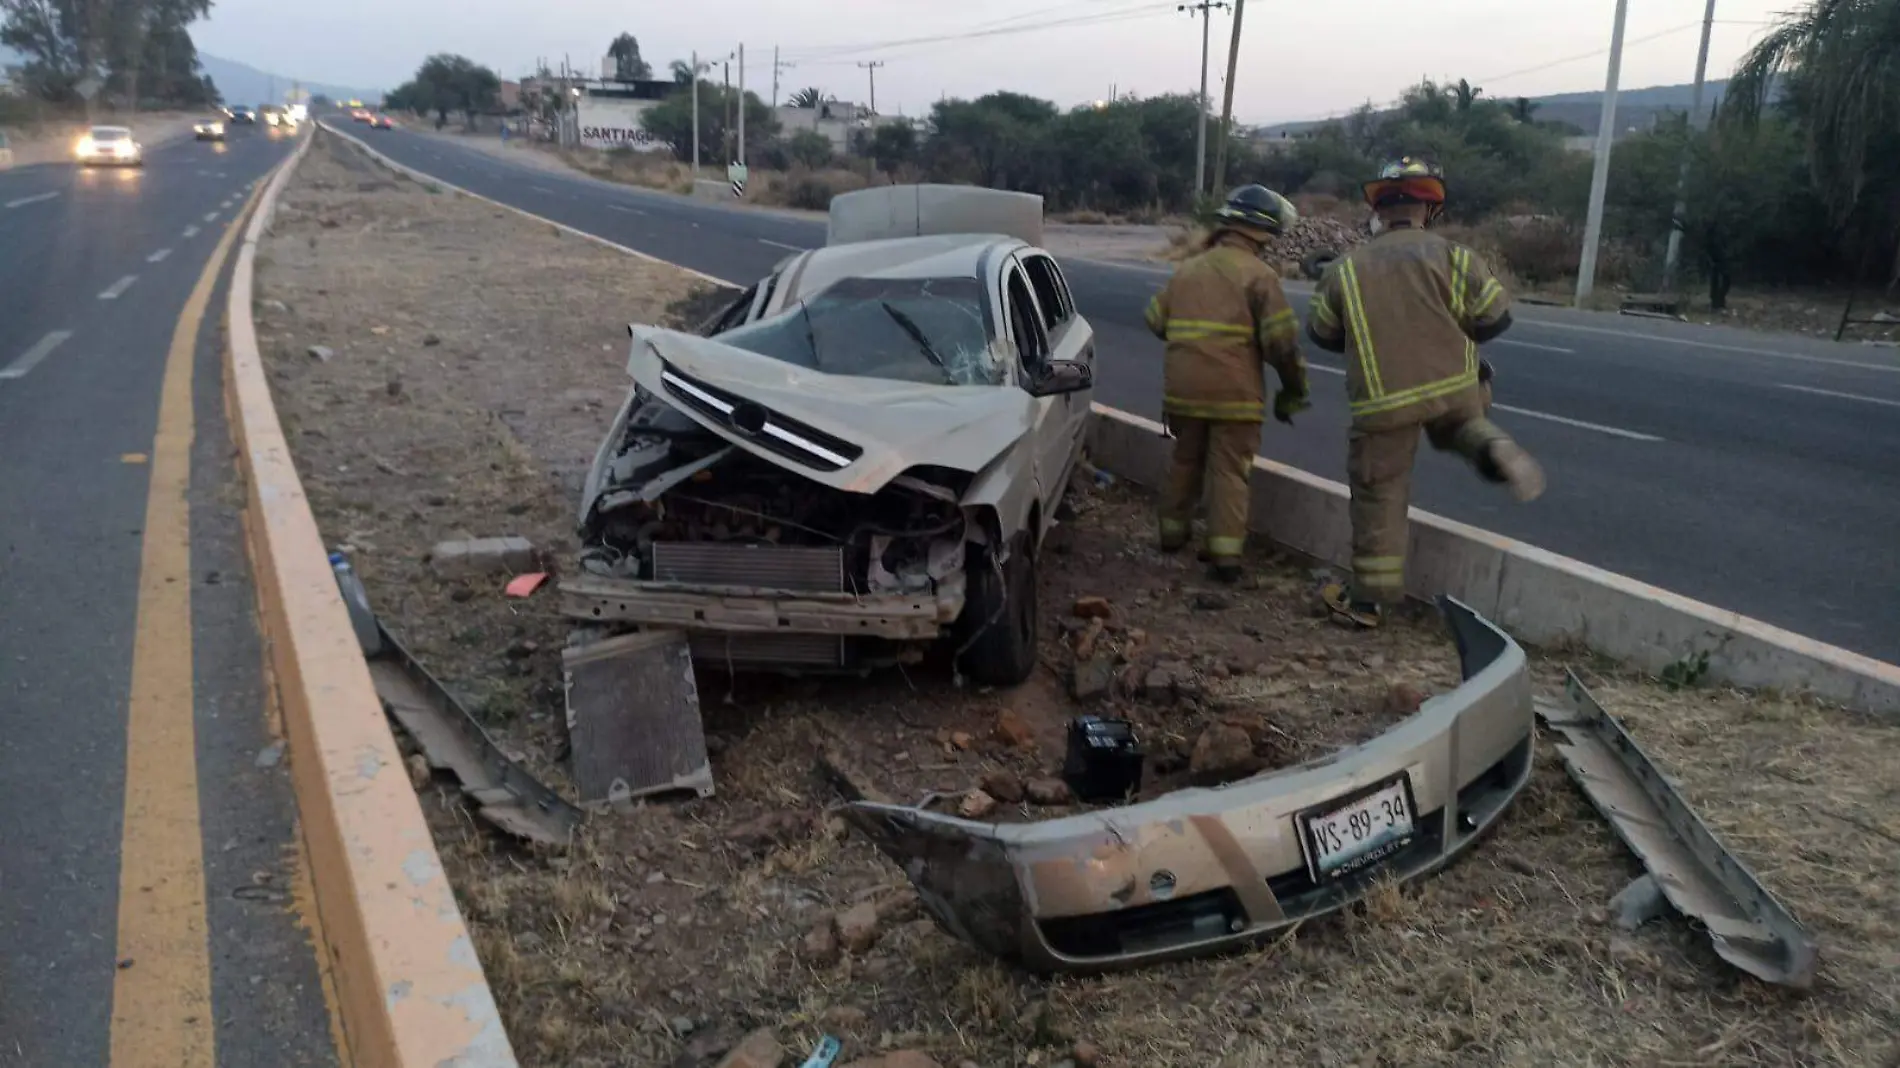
left=564, top=186, right=1095, bottom=685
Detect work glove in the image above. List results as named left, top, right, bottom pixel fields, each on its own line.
left=1273, top=384, right=1311, bottom=425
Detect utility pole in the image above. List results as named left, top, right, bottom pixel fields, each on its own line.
left=1211, top=0, right=1245, bottom=195
left=858, top=60, right=884, bottom=115
left=771, top=47, right=795, bottom=109
left=1660, top=0, right=1718, bottom=293
left=691, top=49, right=700, bottom=174
left=1179, top=1, right=1229, bottom=198
left=723, top=60, right=732, bottom=166
left=1575, top=0, right=1630, bottom=307
left=737, top=43, right=747, bottom=166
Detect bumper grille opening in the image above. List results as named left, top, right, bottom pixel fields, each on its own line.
left=1040, top=889, right=1248, bottom=960
left=650, top=542, right=845, bottom=593
left=1452, top=735, right=1534, bottom=843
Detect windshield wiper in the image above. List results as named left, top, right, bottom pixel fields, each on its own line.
left=879, top=302, right=954, bottom=384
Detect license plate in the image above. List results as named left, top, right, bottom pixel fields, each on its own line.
left=1300, top=775, right=1416, bottom=880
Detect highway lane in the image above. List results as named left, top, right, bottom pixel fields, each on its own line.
left=337, top=124, right=1900, bottom=661
left=0, top=126, right=338, bottom=1066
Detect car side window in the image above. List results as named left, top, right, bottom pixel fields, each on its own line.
left=1004, top=267, right=1049, bottom=374
left=703, top=283, right=759, bottom=336
left=1022, top=254, right=1073, bottom=329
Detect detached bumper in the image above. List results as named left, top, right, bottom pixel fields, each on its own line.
left=846, top=597, right=1536, bottom=973
left=559, top=572, right=965, bottom=642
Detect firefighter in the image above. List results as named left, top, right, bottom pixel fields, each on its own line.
left=1143, top=184, right=1309, bottom=583
left=1307, top=157, right=1545, bottom=628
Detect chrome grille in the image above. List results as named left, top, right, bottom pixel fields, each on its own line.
left=650, top=542, right=845, bottom=592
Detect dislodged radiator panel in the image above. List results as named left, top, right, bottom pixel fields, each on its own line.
left=650, top=542, right=845, bottom=592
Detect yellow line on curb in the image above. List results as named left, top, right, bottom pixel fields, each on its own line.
left=108, top=180, right=264, bottom=1068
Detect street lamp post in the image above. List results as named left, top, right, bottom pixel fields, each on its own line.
left=1575, top=0, right=1631, bottom=307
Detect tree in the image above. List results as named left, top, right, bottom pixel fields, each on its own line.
left=1, top=0, right=213, bottom=106
left=786, top=128, right=832, bottom=168
left=1508, top=97, right=1538, bottom=124
left=606, top=33, right=651, bottom=81
left=393, top=54, right=502, bottom=127
left=1451, top=78, right=1483, bottom=113
left=1728, top=0, right=1900, bottom=287
left=669, top=58, right=696, bottom=85
left=868, top=122, right=917, bottom=175
left=788, top=86, right=824, bottom=108
left=639, top=83, right=779, bottom=162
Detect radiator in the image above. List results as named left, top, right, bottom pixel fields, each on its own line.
left=688, top=632, right=847, bottom=668
left=650, top=542, right=844, bottom=593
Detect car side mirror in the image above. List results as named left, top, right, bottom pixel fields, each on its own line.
left=1025, top=360, right=1092, bottom=398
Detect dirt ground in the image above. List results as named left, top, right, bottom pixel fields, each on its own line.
left=255, top=130, right=1900, bottom=1068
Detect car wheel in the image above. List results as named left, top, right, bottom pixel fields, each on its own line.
left=956, top=530, right=1039, bottom=687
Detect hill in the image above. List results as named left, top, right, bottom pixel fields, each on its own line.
left=1, top=45, right=381, bottom=107
left=1255, top=79, right=1730, bottom=140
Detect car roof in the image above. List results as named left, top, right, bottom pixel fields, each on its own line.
left=90, top=125, right=131, bottom=134
left=775, top=234, right=1027, bottom=306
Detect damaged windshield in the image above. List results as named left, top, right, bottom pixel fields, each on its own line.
left=716, top=276, right=999, bottom=386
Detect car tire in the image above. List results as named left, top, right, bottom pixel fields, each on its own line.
left=956, top=530, right=1039, bottom=687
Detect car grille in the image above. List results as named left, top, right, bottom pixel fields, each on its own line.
left=658, top=363, right=864, bottom=473
left=650, top=542, right=845, bottom=592
left=687, top=632, right=846, bottom=668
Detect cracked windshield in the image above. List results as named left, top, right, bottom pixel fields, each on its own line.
left=2, top=0, right=1896, bottom=1066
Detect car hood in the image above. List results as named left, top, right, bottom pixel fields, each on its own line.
left=628, top=326, right=1035, bottom=495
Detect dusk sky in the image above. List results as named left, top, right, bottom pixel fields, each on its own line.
left=192, top=0, right=1791, bottom=122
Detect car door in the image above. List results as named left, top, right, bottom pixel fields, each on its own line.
left=1000, top=258, right=1070, bottom=526
left=1019, top=251, right=1093, bottom=490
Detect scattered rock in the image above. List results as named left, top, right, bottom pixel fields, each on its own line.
left=993, top=708, right=1037, bottom=750
left=370, top=325, right=391, bottom=336
left=1072, top=595, right=1113, bottom=619
left=714, top=1028, right=786, bottom=1068
left=1070, top=651, right=1116, bottom=700
left=1143, top=667, right=1176, bottom=702
left=254, top=742, right=285, bottom=768
left=422, top=333, right=442, bottom=347
left=668, top=1015, right=695, bottom=1037
left=1072, top=1041, right=1101, bottom=1066
left=1072, top=617, right=1106, bottom=660
left=1025, top=778, right=1074, bottom=806
left=1190, top=590, right=1233, bottom=611
left=980, top=770, right=1025, bottom=804
left=1188, top=724, right=1260, bottom=787
left=306, top=345, right=334, bottom=361
left=1241, top=623, right=1265, bottom=639
left=948, top=730, right=974, bottom=751
left=1384, top=682, right=1427, bottom=716
left=1609, top=874, right=1669, bottom=931
left=958, top=789, right=998, bottom=820
left=385, top=376, right=403, bottom=398
left=405, top=753, right=431, bottom=790
left=801, top=917, right=841, bottom=966
left=725, top=811, right=811, bottom=856
left=836, top=901, right=881, bottom=954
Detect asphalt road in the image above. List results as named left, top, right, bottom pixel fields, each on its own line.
left=0, top=125, right=336, bottom=1066
left=339, top=124, right=1899, bottom=663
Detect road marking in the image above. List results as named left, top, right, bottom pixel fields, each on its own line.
left=182, top=225, right=200, bottom=238
left=99, top=275, right=139, bottom=300
left=203, top=211, right=219, bottom=223
left=1777, top=383, right=1900, bottom=410
left=1526, top=318, right=1900, bottom=373
left=609, top=204, right=645, bottom=215
left=147, top=248, right=172, bottom=263
left=122, top=453, right=149, bottom=464
left=1493, top=338, right=1576, bottom=354
left=0, top=330, right=74, bottom=380
left=759, top=239, right=806, bottom=252
left=531, top=185, right=555, bottom=194
left=4, top=190, right=60, bottom=209
left=1305, top=364, right=1661, bottom=441
left=221, top=198, right=235, bottom=209
left=108, top=181, right=258, bottom=1068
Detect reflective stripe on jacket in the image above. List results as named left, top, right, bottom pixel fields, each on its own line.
left=1143, top=231, right=1305, bottom=422
left=1307, top=228, right=1511, bottom=430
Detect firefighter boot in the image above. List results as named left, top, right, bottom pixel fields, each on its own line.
left=1483, top=440, right=1546, bottom=502
left=1321, top=581, right=1384, bottom=629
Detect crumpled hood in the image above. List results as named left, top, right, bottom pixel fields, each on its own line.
left=628, top=326, right=1035, bottom=494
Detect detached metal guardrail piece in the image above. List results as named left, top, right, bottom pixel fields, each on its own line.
left=1536, top=673, right=1819, bottom=988
left=367, top=624, right=584, bottom=847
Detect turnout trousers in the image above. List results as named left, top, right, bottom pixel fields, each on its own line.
left=1347, top=396, right=1512, bottom=602
left=1159, top=417, right=1261, bottom=564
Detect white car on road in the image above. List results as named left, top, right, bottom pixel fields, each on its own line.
left=76, top=125, right=142, bottom=167
left=568, top=185, right=1096, bottom=684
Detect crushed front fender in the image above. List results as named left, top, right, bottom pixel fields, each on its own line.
left=846, top=597, right=1536, bottom=973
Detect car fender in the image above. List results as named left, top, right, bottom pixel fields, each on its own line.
left=957, top=445, right=1039, bottom=556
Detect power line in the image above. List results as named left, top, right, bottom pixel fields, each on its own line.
left=779, top=3, right=1175, bottom=66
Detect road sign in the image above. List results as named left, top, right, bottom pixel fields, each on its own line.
left=727, top=162, right=748, bottom=199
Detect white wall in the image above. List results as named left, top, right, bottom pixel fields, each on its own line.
left=576, top=96, right=671, bottom=153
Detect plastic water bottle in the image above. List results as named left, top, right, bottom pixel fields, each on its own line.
left=329, top=551, right=382, bottom=656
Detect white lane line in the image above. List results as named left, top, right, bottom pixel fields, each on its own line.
left=202, top=211, right=219, bottom=223
left=147, top=248, right=172, bottom=263
left=98, top=275, right=139, bottom=300
left=608, top=204, right=646, bottom=215
left=1493, top=338, right=1576, bottom=354
left=182, top=225, right=200, bottom=238
left=4, top=191, right=60, bottom=209
left=1526, top=318, right=1900, bottom=374
left=220, top=197, right=235, bottom=208
left=531, top=185, right=555, bottom=194
left=1305, top=364, right=1661, bottom=441
left=1777, top=383, right=1900, bottom=410
left=0, top=330, right=73, bottom=380
left=758, top=239, right=806, bottom=252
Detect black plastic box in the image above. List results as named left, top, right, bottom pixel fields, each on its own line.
left=1063, top=715, right=1144, bottom=803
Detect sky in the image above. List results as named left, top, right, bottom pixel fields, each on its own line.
left=191, top=0, right=1794, bottom=124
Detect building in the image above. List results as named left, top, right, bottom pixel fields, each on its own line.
left=570, top=77, right=675, bottom=153
left=776, top=99, right=908, bottom=154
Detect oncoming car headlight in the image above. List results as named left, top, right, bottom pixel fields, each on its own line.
left=75, top=136, right=96, bottom=156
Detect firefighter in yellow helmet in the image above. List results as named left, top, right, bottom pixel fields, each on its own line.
left=1143, top=184, right=1309, bottom=583
left=1307, top=158, right=1545, bottom=628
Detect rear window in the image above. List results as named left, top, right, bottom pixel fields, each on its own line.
left=91, top=128, right=129, bottom=141
left=718, top=276, right=999, bottom=387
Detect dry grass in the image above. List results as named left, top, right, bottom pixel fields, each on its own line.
left=259, top=130, right=1900, bottom=1068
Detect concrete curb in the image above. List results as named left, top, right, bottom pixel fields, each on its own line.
left=1086, top=404, right=1900, bottom=716
left=225, top=133, right=519, bottom=1064
left=318, top=120, right=738, bottom=288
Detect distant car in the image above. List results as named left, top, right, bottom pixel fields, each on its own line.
left=193, top=117, right=226, bottom=141
left=371, top=114, right=395, bottom=130
left=76, top=125, right=143, bottom=167
left=351, top=109, right=373, bottom=124
left=230, top=106, right=257, bottom=125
